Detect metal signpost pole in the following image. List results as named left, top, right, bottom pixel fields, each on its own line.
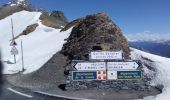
left=11, top=18, right=16, bottom=64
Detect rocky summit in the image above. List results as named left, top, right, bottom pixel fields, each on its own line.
left=60, top=13, right=158, bottom=93
left=61, top=12, right=130, bottom=62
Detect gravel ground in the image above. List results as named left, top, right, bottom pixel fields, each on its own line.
left=6, top=52, right=160, bottom=100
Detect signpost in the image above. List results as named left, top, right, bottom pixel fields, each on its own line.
left=10, top=18, right=18, bottom=64
left=71, top=51, right=143, bottom=81
left=107, top=62, right=139, bottom=70
left=107, top=70, right=142, bottom=80
left=90, top=51, right=122, bottom=60
left=73, top=62, right=106, bottom=71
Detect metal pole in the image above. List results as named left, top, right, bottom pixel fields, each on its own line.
left=21, top=40, right=25, bottom=72
left=11, top=19, right=15, bottom=40
left=11, top=18, right=16, bottom=64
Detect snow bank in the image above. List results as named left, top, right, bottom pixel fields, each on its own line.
left=131, top=48, right=170, bottom=100
left=0, top=10, right=71, bottom=74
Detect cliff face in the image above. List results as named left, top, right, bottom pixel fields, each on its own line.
left=61, top=13, right=130, bottom=61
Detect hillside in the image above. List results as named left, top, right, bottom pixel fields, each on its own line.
left=0, top=10, right=71, bottom=74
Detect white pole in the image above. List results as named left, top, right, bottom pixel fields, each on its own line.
left=21, top=40, right=25, bottom=72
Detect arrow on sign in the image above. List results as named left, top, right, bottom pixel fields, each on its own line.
left=107, top=62, right=139, bottom=70
left=73, top=62, right=106, bottom=71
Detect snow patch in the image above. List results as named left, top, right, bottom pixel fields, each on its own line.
left=131, top=48, right=170, bottom=100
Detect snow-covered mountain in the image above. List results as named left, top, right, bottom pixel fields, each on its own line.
left=9, top=0, right=27, bottom=6
left=126, top=32, right=170, bottom=45
left=0, top=11, right=170, bottom=100
left=0, top=10, right=71, bottom=74
left=0, top=1, right=170, bottom=100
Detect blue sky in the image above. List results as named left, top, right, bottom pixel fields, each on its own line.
left=0, top=0, right=170, bottom=35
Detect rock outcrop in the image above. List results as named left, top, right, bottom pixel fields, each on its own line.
left=61, top=12, right=130, bottom=61
left=0, top=1, right=68, bottom=29
left=40, top=10, right=68, bottom=29
left=13, top=23, right=38, bottom=40
left=50, top=10, right=68, bottom=23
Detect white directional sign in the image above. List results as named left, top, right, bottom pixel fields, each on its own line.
left=11, top=46, right=18, bottom=55
left=90, top=51, right=122, bottom=60
left=107, top=62, right=139, bottom=70
left=73, top=62, right=106, bottom=71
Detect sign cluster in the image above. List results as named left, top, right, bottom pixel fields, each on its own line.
left=72, top=51, right=142, bottom=81
left=10, top=40, right=18, bottom=55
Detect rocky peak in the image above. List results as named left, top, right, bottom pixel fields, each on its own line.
left=61, top=12, right=130, bottom=61
left=50, top=10, right=68, bottom=23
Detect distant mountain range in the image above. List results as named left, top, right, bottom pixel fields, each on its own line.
left=126, top=33, right=170, bottom=45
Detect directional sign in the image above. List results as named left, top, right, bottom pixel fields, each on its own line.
left=72, top=71, right=97, bottom=81
left=90, top=51, right=122, bottom=60
left=107, top=62, right=139, bottom=70
left=10, top=46, right=18, bottom=55
left=107, top=71, right=142, bottom=80
left=73, top=62, right=106, bottom=71
left=72, top=71, right=107, bottom=81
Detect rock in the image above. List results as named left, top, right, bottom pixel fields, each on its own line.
left=61, top=12, right=130, bottom=62
left=60, top=18, right=84, bottom=32
left=50, top=10, right=68, bottom=23
left=40, top=10, right=68, bottom=29
left=13, top=23, right=38, bottom=40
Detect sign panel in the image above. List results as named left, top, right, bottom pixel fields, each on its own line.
left=72, top=71, right=97, bottom=81
left=107, top=62, right=139, bottom=70
left=90, top=51, right=122, bottom=60
left=107, top=71, right=142, bottom=80
left=107, top=71, right=117, bottom=80
left=10, top=40, right=17, bottom=46
left=97, top=71, right=107, bottom=80
left=73, top=62, right=106, bottom=71
left=11, top=46, right=18, bottom=55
